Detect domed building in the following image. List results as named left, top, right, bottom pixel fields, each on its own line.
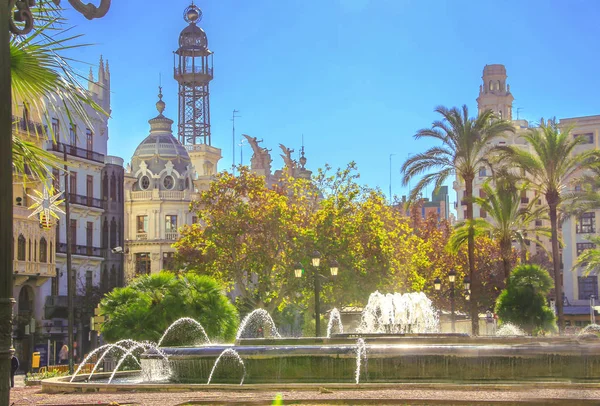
left=123, top=90, right=197, bottom=279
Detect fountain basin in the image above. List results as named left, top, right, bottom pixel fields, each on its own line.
left=147, top=336, right=600, bottom=384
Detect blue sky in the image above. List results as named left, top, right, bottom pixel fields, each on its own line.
left=63, top=0, right=600, bottom=204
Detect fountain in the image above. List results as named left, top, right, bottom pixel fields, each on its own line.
left=41, top=292, right=600, bottom=392
left=496, top=323, right=526, bottom=336
left=326, top=308, right=344, bottom=338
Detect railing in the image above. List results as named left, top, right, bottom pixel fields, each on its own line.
left=131, top=191, right=153, bottom=200
left=165, top=232, right=179, bottom=240
left=12, top=115, right=47, bottom=135
left=69, top=194, right=104, bottom=209
left=174, top=66, right=213, bottom=77
left=160, top=191, right=185, bottom=200
left=13, top=261, right=54, bottom=276
left=45, top=295, right=69, bottom=308
left=56, top=243, right=104, bottom=257
left=49, top=142, right=105, bottom=163
left=136, top=232, right=148, bottom=240
left=104, top=155, right=124, bottom=166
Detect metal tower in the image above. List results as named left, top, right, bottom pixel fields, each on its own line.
left=174, top=3, right=213, bottom=146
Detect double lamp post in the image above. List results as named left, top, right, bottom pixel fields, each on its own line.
left=294, top=251, right=339, bottom=337
left=434, top=269, right=470, bottom=333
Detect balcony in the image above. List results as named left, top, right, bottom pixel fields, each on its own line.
left=49, top=142, right=105, bottom=164
left=136, top=232, right=148, bottom=240
left=69, top=193, right=103, bottom=209
left=13, top=260, right=54, bottom=279
left=165, top=232, right=179, bottom=240
left=12, top=115, right=47, bottom=136
left=174, top=65, right=213, bottom=79
left=56, top=243, right=104, bottom=257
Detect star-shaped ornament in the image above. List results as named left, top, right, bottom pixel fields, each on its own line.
left=27, top=186, right=65, bottom=229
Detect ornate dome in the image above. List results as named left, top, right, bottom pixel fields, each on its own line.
left=130, top=89, right=194, bottom=192
left=179, top=24, right=208, bottom=50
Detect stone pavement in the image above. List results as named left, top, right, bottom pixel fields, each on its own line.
left=8, top=384, right=600, bottom=405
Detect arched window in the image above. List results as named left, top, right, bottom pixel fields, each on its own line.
left=102, top=219, right=109, bottom=249
left=102, top=173, right=108, bottom=200
left=17, top=235, right=25, bottom=261
left=117, top=219, right=122, bottom=246
left=39, top=238, right=47, bottom=263
left=34, top=240, right=37, bottom=262
left=489, top=80, right=493, bottom=91
left=110, top=217, right=117, bottom=248
left=110, top=265, right=117, bottom=288
left=117, top=176, right=122, bottom=202
left=28, top=239, right=32, bottom=261
left=110, top=173, right=116, bottom=200
left=101, top=266, right=109, bottom=292
left=496, top=80, right=500, bottom=91
left=49, top=242, right=53, bottom=263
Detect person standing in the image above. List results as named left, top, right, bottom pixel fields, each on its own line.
left=58, top=345, right=68, bottom=365
left=73, top=341, right=79, bottom=364
left=10, top=355, right=19, bottom=388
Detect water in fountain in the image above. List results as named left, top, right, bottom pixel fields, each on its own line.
left=496, top=323, right=526, bottom=336
left=108, top=342, right=170, bottom=384
left=157, top=317, right=211, bottom=347
left=358, top=291, right=439, bottom=334
left=86, top=339, right=156, bottom=381
left=70, top=343, right=138, bottom=382
left=355, top=338, right=367, bottom=384
left=326, top=308, right=344, bottom=338
left=236, top=309, right=281, bottom=339
left=579, top=324, right=600, bottom=336
left=206, top=348, right=246, bottom=385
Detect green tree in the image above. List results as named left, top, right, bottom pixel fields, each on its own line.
left=449, top=179, right=549, bottom=281
left=99, top=272, right=238, bottom=344
left=573, top=235, right=600, bottom=277
left=495, top=264, right=557, bottom=335
left=498, top=118, right=600, bottom=332
left=401, top=105, right=514, bottom=334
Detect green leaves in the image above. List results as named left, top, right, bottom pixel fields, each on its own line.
left=99, top=272, right=238, bottom=344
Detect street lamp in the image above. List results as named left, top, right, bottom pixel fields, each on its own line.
left=590, top=294, right=596, bottom=325
left=294, top=251, right=338, bottom=337
left=434, top=271, right=470, bottom=333
left=44, top=321, right=53, bottom=366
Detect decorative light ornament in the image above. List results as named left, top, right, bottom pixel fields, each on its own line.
left=27, top=186, right=65, bottom=228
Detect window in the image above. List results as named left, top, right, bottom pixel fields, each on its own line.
left=192, top=216, right=198, bottom=224
left=86, top=222, right=93, bottom=252
left=577, top=242, right=596, bottom=256
left=49, top=242, right=53, bottom=263
left=102, top=174, right=108, bottom=200
left=87, top=175, right=94, bottom=201
left=86, top=270, right=93, bottom=292
left=70, top=219, right=77, bottom=250
left=51, top=118, right=60, bottom=140
left=137, top=215, right=148, bottom=233
left=86, top=128, right=93, bottom=151
left=576, top=133, right=594, bottom=144
left=140, top=175, right=150, bottom=190
left=163, top=252, right=176, bottom=270
left=101, top=266, right=109, bottom=292
left=479, top=167, right=486, bottom=177
left=17, top=235, right=25, bottom=261
left=110, top=218, right=117, bottom=248
left=102, top=219, right=108, bottom=248
left=163, top=175, right=175, bottom=190
left=39, top=238, right=47, bottom=263
left=578, top=276, right=598, bottom=300
left=165, top=215, right=177, bottom=233
left=69, top=124, right=77, bottom=146
left=576, top=212, right=595, bottom=234
left=480, top=209, right=487, bottom=218
left=535, top=219, right=543, bottom=227
left=69, top=171, right=77, bottom=195
left=135, top=253, right=151, bottom=275
left=110, top=173, right=116, bottom=200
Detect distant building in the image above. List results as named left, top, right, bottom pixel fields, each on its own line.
left=399, top=186, right=450, bottom=221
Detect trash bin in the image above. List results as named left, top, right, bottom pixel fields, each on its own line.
left=32, top=352, right=41, bottom=371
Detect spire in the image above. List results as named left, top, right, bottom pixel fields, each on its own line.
left=99, top=54, right=105, bottom=81
left=156, top=86, right=165, bottom=116
left=89, top=67, right=94, bottom=82
left=105, top=59, right=110, bottom=78
left=299, top=134, right=307, bottom=169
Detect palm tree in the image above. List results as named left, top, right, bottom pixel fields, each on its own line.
left=498, top=118, right=600, bottom=332
left=11, top=8, right=105, bottom=184
left=401, top=105, right=514, bottom=335
left=449, top=179, right=549, bottom=281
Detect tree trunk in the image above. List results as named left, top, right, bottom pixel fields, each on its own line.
left=501, top=239, right=512, bottom=282
left=465, top=177, right=479, bottom=335
left=548, top=202, right=564, bottom=333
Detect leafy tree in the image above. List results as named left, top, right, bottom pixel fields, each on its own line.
left=99, top=272, right=238, bottom=344
left=401, top=105, right=514, bottom=334
left=498, top=118, right=600, bottom=332
left=449, top=179, right=549, bottom=281
left=495, top=264, right=557, bottom=335
left=176, top=164, right=428, bottom=319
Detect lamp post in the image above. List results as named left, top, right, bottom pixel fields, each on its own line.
left=44, top=321, right=52, bottom=367
left=294, top=251, right=339, bottom=337
left=434, top=270, right=470, bottom=333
